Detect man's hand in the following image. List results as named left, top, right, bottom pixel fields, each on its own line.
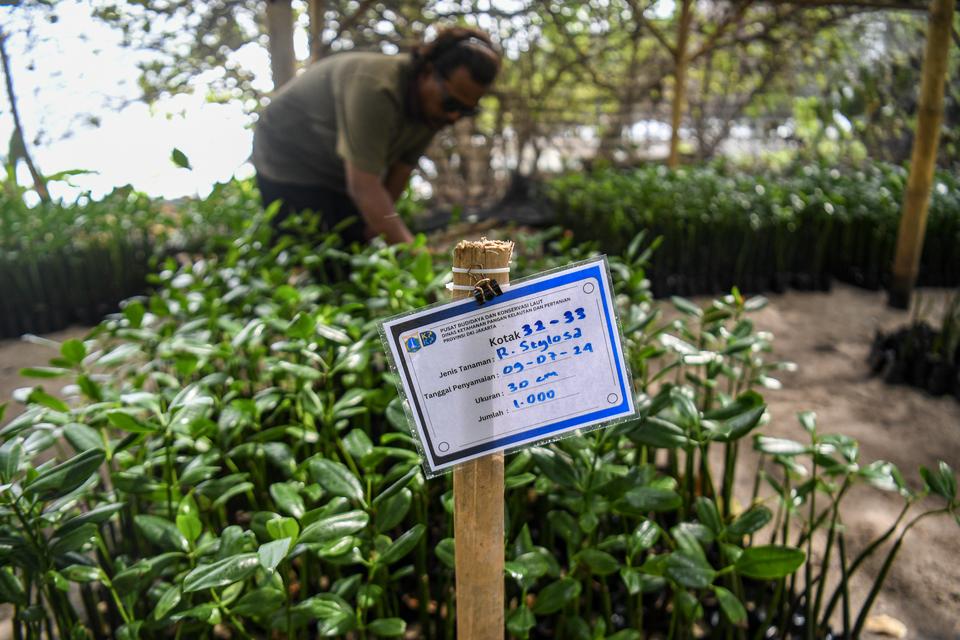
left=345, top=161, right=414, bottom=245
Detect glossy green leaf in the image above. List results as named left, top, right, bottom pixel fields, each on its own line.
left=153, top=585, right=182, bottom=621
left=61, top=338, right=87, bottom=364
left=694, top=497, right=723, bottom=535
left=665, top=552, right=716, bottom=589
left=269, top=482, right=306, bottom=519
left=506, top=605, right=536, bottom=636
left=298, top=510, right=369, bottom=545
left=735, top=545, right=805, bottom=579
left=258, top=537, right=292, bottom=572
left=531, top=577, right=581, bottom=615
left=621, top=487, right=682, bottom=513
left=107, top=411, right=157, bottom=434
left=366, top=618, right=406, bottom=637
left=0, top=439, right=23, bottom=482
left=27, top=388, right=69, bottom=413
left=267, top=516, right=300, bottom=541
left=530, top=447, right=579, bottom=488
left=309, top=458, right=364, bottom=504
left=19, top=367, right=70, bottom=379
left=726, top=505, right=772, bottom=539
left=576, top=549, right=620, bottom=576
left=24, top=448, right=104, bottom=500
left=374, top=487, right=412, bottom=532
left=436, top=538, right=455, bottom=569
left=713, top=585, right=747, bottom=624
left=377, top=524, right=425, bottom=565
left=61, top=565, right=102, bottom=583
left=134, top=515, right=190, bottom=552
left=183, top=553, right=259, bottom=592
left=754, top=435, right=807, bottom=456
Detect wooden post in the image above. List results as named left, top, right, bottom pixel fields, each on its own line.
left=451, top=237, right=513, bottom=639
left=887, top=0, right=955, bottom=309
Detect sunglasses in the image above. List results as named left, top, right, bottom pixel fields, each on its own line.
left=436, top=72, right=480, bottom=117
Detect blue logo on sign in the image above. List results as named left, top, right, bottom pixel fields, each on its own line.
left=405, top=337, right=421, bottom=352
left=420, top=330, right=437, bottom=346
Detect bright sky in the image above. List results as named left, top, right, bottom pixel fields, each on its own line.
left=1, top=1, right=283, bottom=202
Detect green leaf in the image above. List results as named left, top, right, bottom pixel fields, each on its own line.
left=630, top=520, right=661, bottom=554
left=134, top=515, right=190, bottom=552
left=576, top=549, right=620, bottom=576
left=267, top=516, right=300, bottom=541
left=621, top=487, right=682, bottom=513
left=258, top=537, right=292, bottom=572
left=63, top=422, right=102, bottom=453
left=532, top=577, right=581, bottom=615
left=620, top=567, right=666, bottom=595
left=61, top=339, right=87, bottom=365
left=171, top=147, right=192, bottom=169
left=665, top=552, right=716, bottom=589
left=19, top=367, right=71, bottom=379
left=24, top=449, right=104, bottom=500
left=50, top=523, right=99, bottom=556
left=27, top=388, right=69, bottom=413
left=176, top=514, right=202, bottom=544
left=367, top=618, right=406, bottom=637
left=710, top=405, right=766, bottom=443
left=374, top=488, right=412, bottom=532
left=183, top=553, right=259, bottom=592
left=798, top=411, right=817, bottom=434
left=372, top=466, right=419, bottom=508
left=231, top=587, right=285, bottom=617
left=671, top=296, right=702, bottom=317
left=506, top=605, right=536, bottom=636
left=530, top=447, right=579, bottom=488
left=505, top=551, right=551, bottom=582
left=726, top=505, right=772, bottom=539
left=631, top=416, right=693, bottom=449
left=754, top=435, right=807, bottom=456
left=920, top=462, right=956, bottom=502
left=377, top=524, right=425, bottom=566
left=0, top=439, right=23, bottom=482
left=61, top=565, right=102, bottom=583
left=694, top=498, right=723, bottom=535
left=713, top=585, right=747, bottom=624
left=153, top=585, right=182, bottom=621
left=309, top=458, right=365, bottom=505
left=56, top=503, right=126, bottom=537
left=107, top=411, right=157, bottom=434
left=546, top=510, right=582, bottom=547
left=436, top=538, right=455, bottom=569
left=269, top=482, right=306, bottom=519
left=735, top=545, right=805, bottom=579
left=298, top=510, right=369, bottom=545
left=0, top=567, right=26, bottom=605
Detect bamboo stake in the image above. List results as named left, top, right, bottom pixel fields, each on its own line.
left=452, top=237, right=513, bottom=640
left=888, top=0, right=954, bottom=309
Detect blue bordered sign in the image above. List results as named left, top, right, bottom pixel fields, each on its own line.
left=379, top=257, right=636, bottom=475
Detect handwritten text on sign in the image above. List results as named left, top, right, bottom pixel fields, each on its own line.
left=380, top=258, right=635, bottom=474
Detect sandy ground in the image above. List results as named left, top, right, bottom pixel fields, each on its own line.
left=1, top=285, right=958, bottom=638
left=714, top=284, right=960, bottom=640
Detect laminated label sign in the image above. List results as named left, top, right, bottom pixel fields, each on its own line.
left=380, top=257, right=636, bottom=475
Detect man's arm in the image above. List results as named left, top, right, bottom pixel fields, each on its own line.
left=345, top=160, right=414, bottom=245
left=383, top=162, right=415, bottom=203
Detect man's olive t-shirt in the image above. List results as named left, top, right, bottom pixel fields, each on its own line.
left=252, top=52, right=436, bottom=192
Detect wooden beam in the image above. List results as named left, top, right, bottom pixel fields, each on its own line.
left=888, top=0, right=955, bottom=308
